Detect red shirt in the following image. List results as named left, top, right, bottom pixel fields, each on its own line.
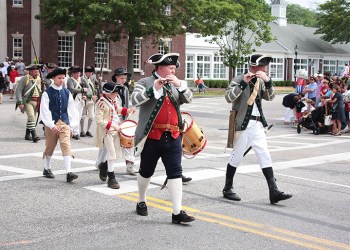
left=320, top=86, right=329, bottom=96
left=148, top=94, right=180, bottom=140
left=9, top=70, right=19, bottom=83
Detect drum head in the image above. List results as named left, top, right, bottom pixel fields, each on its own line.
left=181, top=112, right=193, bottom=132
left=120, top=120, right=137, bottom=137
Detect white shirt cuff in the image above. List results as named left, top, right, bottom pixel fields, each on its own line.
left=153, top=85, right=164, bottom=99
left=176, top=80, right=188, bottom=92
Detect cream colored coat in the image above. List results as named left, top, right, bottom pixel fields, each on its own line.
left=94, top=97, right=124, bottom=148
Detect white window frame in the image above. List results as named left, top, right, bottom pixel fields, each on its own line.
left=196, top=55, right=211, bottom=79
left=213, top=55, right=226, bottom=79
left=12, top=0, right=23, bottom=7
left=186, top=54, right=194, bottom=79
left=94, top=36, right=109, bottom=71
left=323, top=59, right=337, bottom=75
left=158, top=38, right=172, bottom=54
left=133, top=37, right=142, bottom=71
left=269, top=57, right=284, bottom=80
left=12, top=33, right=24, bottom=60
left=236, top=59, right=249, bottom=76
left=57, top=31, right=75, bottom=68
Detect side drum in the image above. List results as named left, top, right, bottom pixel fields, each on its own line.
left=119, top=120, right=137, bottom=148
left=181, top=112, right=207, bottom=156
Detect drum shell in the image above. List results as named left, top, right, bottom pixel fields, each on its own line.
left=119, top=120, right=137, bottom=148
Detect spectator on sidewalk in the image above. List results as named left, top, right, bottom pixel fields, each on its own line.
left=195, top=75, right=206, bottom=93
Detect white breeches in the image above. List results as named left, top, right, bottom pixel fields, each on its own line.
left=229, top=120, right=272, bottom=169
left=81, top=99, right=95, bottom=120
left=104, top=133, right=123, bottom=161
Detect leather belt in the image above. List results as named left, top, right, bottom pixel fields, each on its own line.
left=152, top=123, right=180, bottom=132
left=249, top=115, right=261, bottom=122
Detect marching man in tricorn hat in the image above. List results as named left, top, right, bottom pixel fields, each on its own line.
left=15, top=64, right=43, bottom=142
left=131, top=53, right=195, bottom=224
left=223, top=54, right=292, bottom=204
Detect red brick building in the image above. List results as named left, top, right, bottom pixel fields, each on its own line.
left=0, top=0, right=186, bottom=81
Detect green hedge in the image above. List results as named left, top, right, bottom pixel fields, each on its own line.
left=273, top=80, right=294, bottom=87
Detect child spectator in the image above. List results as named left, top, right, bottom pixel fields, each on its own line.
left=195, top=75, right=206, bottom=93
left=40, top=68, right=79, bottom=182
left=295, top=95, right=306, bottom=123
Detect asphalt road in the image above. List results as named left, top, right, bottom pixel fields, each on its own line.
left=0, top=93, right=349, bottom=250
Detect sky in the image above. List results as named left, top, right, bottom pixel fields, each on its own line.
left=285, top=0, right=327, bottom=9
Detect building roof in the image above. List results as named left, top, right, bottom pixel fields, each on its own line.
left=256, top=22, right=350, bottom=58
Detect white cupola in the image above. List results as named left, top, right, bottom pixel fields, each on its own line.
left=271, top=0, right=287, bottom=26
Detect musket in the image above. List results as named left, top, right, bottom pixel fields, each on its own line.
left=98, top=42, right=107, bottom=97
left=31, top=37, right=45, bottom=126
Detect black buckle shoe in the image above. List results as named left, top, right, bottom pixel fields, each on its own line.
left=223, top=188, right=241, bottom=201
left=80, top=132, right=86, bottom=137
left=72, top=134, right=80, bottom=140
left=67, top=172, right=78, bottom=182
left=85, top=131, right=93, bottom=137
left=136, top=202, right=148, bottom=216
left=43, top=169, right=54, bottom=179
left=182, top=175, right=192, bottom=183
left=172, top=210, right=195, bottom=224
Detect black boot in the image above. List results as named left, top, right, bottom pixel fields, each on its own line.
left=222, top=164, right=241, bottom=201
left=107, top=171, right=120, bottom=189
left=25, top=129, right=32, bottom=141
left=262, top=167, right=292, bottom=204
left=98, top=161, right=108, bottom=182
left=30, top=129, right=40, bottom=143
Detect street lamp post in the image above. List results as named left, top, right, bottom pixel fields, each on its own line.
left=294, top=44, right=299, bottom=85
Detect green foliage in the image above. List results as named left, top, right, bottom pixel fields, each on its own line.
left=204, top=80, right=229, bottom=88
left=206, top=0, right=275, bottom=71
left=315, top=0, right=350, bottom=44
left=286, top=4, right=319, bottom=27
left=273, top=80, right=293, bottom=87
left=36, top=0, right=247, bottom=75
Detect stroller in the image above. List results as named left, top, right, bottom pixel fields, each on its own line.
left=297, top=106, right=328, bottom=135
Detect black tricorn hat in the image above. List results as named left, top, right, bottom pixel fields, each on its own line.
left=148, top=53, right=180, bottom=68
left=102, top=82, right=124, bottom=94
left=85, top=66, right=95, bottom=73
left=69, top=65, right=81, bottom=73
left=112, top=68, right=130, bottom=82
left=46, top=62, right=58, bottom=69
left=248, top=54, right=272, bottom=66
left=26, top=64, right=41, bottom=70
left=46, top=68, right=67, bottom=79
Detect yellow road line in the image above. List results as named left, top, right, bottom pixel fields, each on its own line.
left=118, top=193, right=350, bottom=250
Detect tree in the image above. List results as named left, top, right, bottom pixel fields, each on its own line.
left=286, top=4, right=318, bottom=27
left=206, top=0, right=275, bottom=75
left=36, top=0, right=243, bottom=76
left=315, top=0, right=350, bottom=44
